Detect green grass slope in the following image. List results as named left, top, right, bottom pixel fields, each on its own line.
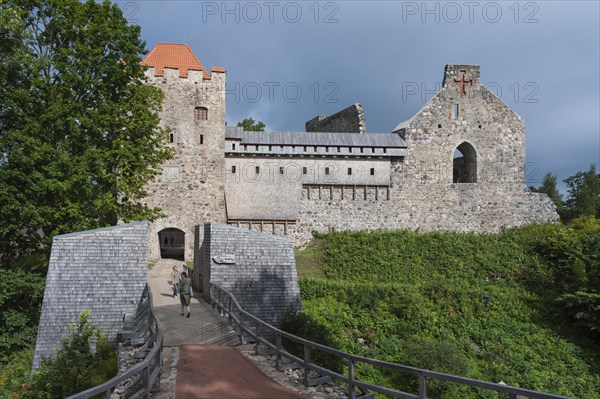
left=291, top=221, right=600, bottom=398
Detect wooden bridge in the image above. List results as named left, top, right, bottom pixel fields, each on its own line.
left=148, top=259, right=309, bottom=399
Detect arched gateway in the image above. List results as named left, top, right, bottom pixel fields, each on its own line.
left=158, top=228, right=185, bottom=260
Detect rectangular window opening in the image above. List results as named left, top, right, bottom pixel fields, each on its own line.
left=200, top=134, right=204, bottom=145
left=255, top=166, right=260, bottom=174
left=325, top=167, right=330, bottom=175
left=348, top=167, right=352, bottom=175
left=302, top=167, right=307, bottom=175
left=370, top=168, right=375, bottom=176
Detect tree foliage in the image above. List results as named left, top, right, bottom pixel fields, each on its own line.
left=0, top=268, right=45, bottom=358
left=237, top=118, right=266, bottom=131
left=529, top=172, right=564, bottom=215
left=0, top=0, right=173, bottom=264
left=563, top=164, right=600, bottom=222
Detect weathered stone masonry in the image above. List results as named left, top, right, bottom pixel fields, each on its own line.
left=141, top=45, right=559, bottom=260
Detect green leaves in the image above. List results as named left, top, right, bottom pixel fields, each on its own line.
left=0, top=268, right=45, bottom=358
left=237, top=118, right=266, bottom=131
left=295, top=226, right=600, bottom=397
left=0, top=0, right=173, bottom=264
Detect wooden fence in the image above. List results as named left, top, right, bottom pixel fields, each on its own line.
left=210, top=283, right=573, bottom=399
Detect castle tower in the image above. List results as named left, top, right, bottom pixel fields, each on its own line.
left=141, top=43, right=227, bottom=261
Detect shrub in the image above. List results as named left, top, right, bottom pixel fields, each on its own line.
left=23, top=311, right=117, bottom=399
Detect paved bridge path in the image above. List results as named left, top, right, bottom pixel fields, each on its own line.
left=148, top=259, right=235, bottom=347
left=148, top=259, right=309, bottom=399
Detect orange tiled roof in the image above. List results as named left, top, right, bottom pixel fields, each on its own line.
left=211, top=66, right=226, bottom=73
left=141, top=43, right=211, bottom=79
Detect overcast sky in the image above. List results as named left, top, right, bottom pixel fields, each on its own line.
left=123, top=0, right=599, bottom=192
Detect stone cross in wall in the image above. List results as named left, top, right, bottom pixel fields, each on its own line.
left=452, top=69, right=473, bottom=96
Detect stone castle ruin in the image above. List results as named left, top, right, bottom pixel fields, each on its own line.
left=141, top=43, right=558, bottom=261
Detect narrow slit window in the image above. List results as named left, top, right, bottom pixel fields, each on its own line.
left=370, top=168, right=375, bottom=175
left=169, top=133, right=174, bottom=143
left=232, top=143, right=236, bottom=150
left=279, top=166, right=284, bottom=174
left=255, top=145, right=259, bottom=151
left=268, top=145, right=272, bottom=151
left=302, top=167, right=307, bottom=175
left=314, top=146, right=318, bottom=152
left=348, top=167, right=352, bottom=175
left=232, top=165, right=236, bottom=173
left=454, top=103, right=459, bottom=120
left=255, top=166, right=260, bottom=174
left=337, top=147, right=341, bottom=153
left=200, top=134, right=204, bottom=145
left=325, top=167, right=330, bottom=175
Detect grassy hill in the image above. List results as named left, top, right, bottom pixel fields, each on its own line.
left=291, top=220, right=600, bottom=398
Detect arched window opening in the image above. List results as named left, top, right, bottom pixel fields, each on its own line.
left=194, top=106, right=208, bottom=120
left=453, top=142, right=477, bottom=183
left=158, top=228, right=185, bottom=260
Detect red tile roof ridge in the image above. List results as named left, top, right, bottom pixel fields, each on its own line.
left=141, top=43, right=211, bottom=79
left=211, top=66, right=226, bottom=73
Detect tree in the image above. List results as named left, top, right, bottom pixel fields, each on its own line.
left=529, top=173, right=564, bottom=216
left=0, top=268, right=45, bottom=358
left=237, top=118, right=266, bottom=131
left=563, top=164, right=600, bottom=222
left=0, top=0, right=173, bottom=264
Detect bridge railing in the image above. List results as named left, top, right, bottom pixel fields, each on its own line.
left=66, top=284, right=163, bottom=399
left=210, top=283, right=573, bottom=399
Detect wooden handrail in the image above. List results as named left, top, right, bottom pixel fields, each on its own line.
left=210, top=283, right=573, bottom=399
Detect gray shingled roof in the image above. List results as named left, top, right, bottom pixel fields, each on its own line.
left=226, top=127, right=406, bottom=148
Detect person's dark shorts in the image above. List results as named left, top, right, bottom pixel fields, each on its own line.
left=180, top=293, right=191, bottom=306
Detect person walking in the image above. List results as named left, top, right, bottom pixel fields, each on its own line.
left=170, top=266, right=180, bottom=298
left=179, top=271, right=192, bottom=318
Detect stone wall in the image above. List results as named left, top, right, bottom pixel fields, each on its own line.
left=305, top=103, right=366, bottom=133
left=195, top=222, right=301, bottom=328
left=33, top=222, right=148, bottom=370
left=143, top=60, right=559, bottom=253
left=143, top=67, right=227, bottom=261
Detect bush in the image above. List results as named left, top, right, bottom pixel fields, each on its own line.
left=23, top=311, right=117, bottom=399
left=280, top=309, right=345, bottom=373
left=294, top=226, right=600, bottom=398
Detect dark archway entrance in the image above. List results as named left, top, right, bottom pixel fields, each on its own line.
left=453, top=142, right=477, bottom=183
left=158, top=228, right=185, bottom=260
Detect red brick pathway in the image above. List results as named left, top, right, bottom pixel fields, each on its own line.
left=176, top=345, right=308, bottom=399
